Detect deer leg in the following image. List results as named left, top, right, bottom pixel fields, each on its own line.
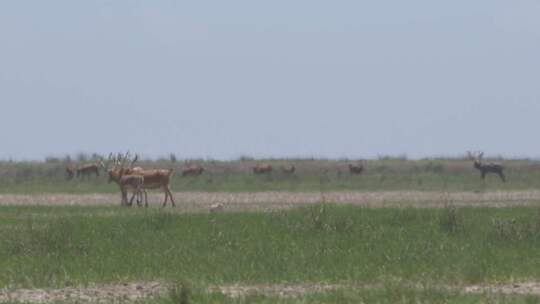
left=128, top=191, right=137, bottom=207
left=133, top=187, right=142, bottom=207
left=166, top=186, right=175, bottom=207
left=162, top=188, right=168, bottom=207
left=137, top=190, right=142, bottom=207
left=481, top=171, right=486, bottom=179
left=161, top=186, right=175, bottom=207
left=126, top=189, right=139, bottom=207
left=129, top=188, right=142, bottom=207
left=499, top=171, right=506, bottom=182
left=121, top=189, right=129, bottom=206
left=144, top=190, right=148, bottom=208
left=137, top=188, right=145, bottom=207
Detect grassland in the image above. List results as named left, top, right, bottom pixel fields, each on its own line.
left=1, top=157, right=540, bottom=194
left=2, top=156, right=540, bottom=302
left=2, top=204, right=540, bottom=302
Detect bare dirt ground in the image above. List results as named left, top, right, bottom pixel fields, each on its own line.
left=1, top=190, right=540, bottom=212
left=3, top=281, right=540, bottom=303
left=0, top=282, right=163, bottom=304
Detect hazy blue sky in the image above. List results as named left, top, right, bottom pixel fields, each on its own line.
left=1, top=1, right=539, bottom=160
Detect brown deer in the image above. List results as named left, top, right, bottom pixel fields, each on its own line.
left=348, top=164, right=364, bottom=175
left=76, top=162, right=101, bottom=178
left=136, top=168, right=175, bottom=207
left=100, top=153, right=141, bottom=206
left=253, top=163, right=272, bottom=174
left=104, top=152, right=176, bottom=207
left=182, top=164, right=204, bottom=177
left=467, top=151, right=506, bottom=182
left=117, top=168, right=147, bottom=207
left=106, top=153, right=144, bottom=178
left=280, top=164, right=296, bottom=175
left=65, top=165, right=76, bottom=180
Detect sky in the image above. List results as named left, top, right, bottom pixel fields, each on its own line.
left=1, top=1, right=539, bottom=160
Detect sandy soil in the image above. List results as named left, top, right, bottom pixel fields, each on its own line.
left=0, top=282, right=163, bottom=303
left=3, top=281, right=540, bottom=303
left=1, top=190, right=540, bottom=212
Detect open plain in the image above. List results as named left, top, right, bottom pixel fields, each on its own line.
left=2, top=158, right=540, bottom=303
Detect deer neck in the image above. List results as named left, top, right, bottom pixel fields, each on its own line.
left=474, top=161, right=483, bottom=170
left=108, top=170, right=122, bottom=184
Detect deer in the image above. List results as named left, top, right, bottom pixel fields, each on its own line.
left=137, top=167, right=175, bottom=207
left=253, top=163, right=272, bottom=174
left=280, top=164, right=296, bottom=175
left=103, top=152, right=176, bottom=207
left=467, top=151, right=506, bottom=182
left=65, top=165, right=76, bottom=180
left=100, top=153, right=142, bottom=206
left=181, top=164, right=204, bottom=177
left=117, top=167, right=148, bottom=207
left=348, top=164, right=364, bottom=175
left=76, top=162, right=101, bottom=178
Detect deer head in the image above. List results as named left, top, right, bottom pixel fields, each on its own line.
left=102, top=151, right=139, bottom=183
left=467, top=151, right=484, bottom=169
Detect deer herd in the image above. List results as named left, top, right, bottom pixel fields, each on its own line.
left=65, top=151, right=506, bottom=207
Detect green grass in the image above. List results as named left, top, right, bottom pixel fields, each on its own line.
left=2, top=204, right=540, bottom=290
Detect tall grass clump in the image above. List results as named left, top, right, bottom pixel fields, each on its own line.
left=489, top=207, right=540, bottom=242
left=439, top=204, right=461, bottom=234
left=168, top=283, right=192, bottom=304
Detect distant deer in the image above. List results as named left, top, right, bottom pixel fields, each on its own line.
left=182, top=164, right=204, bottom=177
left=348, top=164, right=364, bottom=175
left=65, top=165, right=76, bottom=180
left=76, top=162, right=101, bottom=178
left=280, top=164, right=296, bottom=175
left=467, top=151, right=506, bottom=182
left=253, top=163, right=272, bottom=174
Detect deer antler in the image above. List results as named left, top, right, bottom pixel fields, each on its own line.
left=477, top=151, right=484, bottom=160
left=130, top=154, right=138, bottom=168
left=116, top=153, right=123, bottom=167
left=100, top=153, right=114, bottom=170
left=119, top=151, right=130, bottom=169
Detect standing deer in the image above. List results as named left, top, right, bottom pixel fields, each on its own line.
left=76, top=162, right=101, bottom=178
left=182, top=164, right=204, bottom=177
left=101, top=153, right=141, bottom=206
left=348, top=164, right=364, bottom=175
left=280, top=164, right=296, bottom=175
left=253, top=163, right=272, bottom=174
left=116, top=167, right=147, bottom=207
left=137, top=167, right=175, bottom=207
left=65, top=165, right=76, bottom=180
left=467, top=151, right=506, bottom=182
left=104, top=152, right=176, bottom=207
